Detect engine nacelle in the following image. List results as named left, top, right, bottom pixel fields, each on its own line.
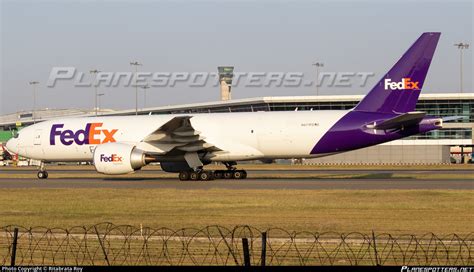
left=93, top=143, right=146, bottom=175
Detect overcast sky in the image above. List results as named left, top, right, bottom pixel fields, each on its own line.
left=0, top=0, right=472, bottom=115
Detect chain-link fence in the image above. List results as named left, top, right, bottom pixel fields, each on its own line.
left=1, top=223, right=472, bottom=266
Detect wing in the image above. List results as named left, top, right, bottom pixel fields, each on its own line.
left=137, top=116, right=220, bottom=154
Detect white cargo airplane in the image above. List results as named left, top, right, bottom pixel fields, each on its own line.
left=6, top=33, right=445, bottom=180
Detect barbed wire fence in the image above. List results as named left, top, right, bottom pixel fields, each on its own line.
left=0, top=223, right=472, bottom=266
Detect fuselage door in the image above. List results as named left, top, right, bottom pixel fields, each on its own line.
left=34, top=129, right=42, bottom=145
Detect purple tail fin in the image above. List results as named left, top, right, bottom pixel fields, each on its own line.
left=354, top=32, right=440, bottom=113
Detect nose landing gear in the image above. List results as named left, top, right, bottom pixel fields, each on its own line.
left=37, top=162, right=48, bottom=179
left=37, top=171, right=48, bottom=179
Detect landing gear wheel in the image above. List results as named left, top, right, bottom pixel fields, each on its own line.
left=178, top=171, right=190, bottom=181
left=37, top=161, right=48, bottom=179
left=37, top=171, right=48, bottom=179
left=233, top=170, right=247, bottom=179
left=233, top=171, right=242, bottom=179
left=223, top=171, right=234, bottom=179
left=189, top=172, right=199, bottom=181
left=214, top=170, right=223, bottom=179
left=199, top=171, right=212, bottom=181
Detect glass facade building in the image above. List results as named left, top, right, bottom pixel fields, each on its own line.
left=1, top=93, right=473, bottom=143
left=136, top=94, right=473, bottom=142
left=1, top=93, right=471, bottom=164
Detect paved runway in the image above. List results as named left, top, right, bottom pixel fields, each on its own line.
left=0, top=178, right=471, bottom=190
left=1, top=166, right=472, bottom=190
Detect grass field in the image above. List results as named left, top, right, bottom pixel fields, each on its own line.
left=0, top=188, right=472, bottom=235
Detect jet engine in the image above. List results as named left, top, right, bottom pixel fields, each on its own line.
left=93, top=143, right=147, bottom=175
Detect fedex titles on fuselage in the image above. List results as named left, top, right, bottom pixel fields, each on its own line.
left=50, top=123, right=117, bottom=146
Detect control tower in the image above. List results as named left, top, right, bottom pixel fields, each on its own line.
left=217, top=66, right=234, bottom=101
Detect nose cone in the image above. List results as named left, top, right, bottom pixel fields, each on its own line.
left=5, top=138, right=18, bottom=154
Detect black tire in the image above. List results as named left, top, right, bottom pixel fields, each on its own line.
left=37, top=171, right=46, bottom=179
left=234, top=171, right=247, bottom=179
left=213, top=170, right=223, bottom=179
left=179, top=171, right=190, bottom=181
left=199, top=171, right=210, bottom=181
left=233, top=171, right=242, bottom=179
left=223, top=171, right=233, bottom=179
left=44, top=171, right=49, bottom=179
left=190, top=172, right=199, bottom=181
left=208, top=171, right=215, bottom=180
left=241, top=170, right=247, bottom=179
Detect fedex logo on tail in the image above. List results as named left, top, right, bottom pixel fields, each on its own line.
left=384, top=78, right=420, bottom=90
left=50, top=123, right=118, bottom=146
left=100, top=154, right=122, bottom=163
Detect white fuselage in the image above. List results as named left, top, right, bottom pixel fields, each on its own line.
left=7, top=110, right=348, bottom=162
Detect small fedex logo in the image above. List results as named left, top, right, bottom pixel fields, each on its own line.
left=384, top=78, right=420, bottom=90
left=100, top=154, right=122, bottom=163
left=50, top=123, right=118, bottom=146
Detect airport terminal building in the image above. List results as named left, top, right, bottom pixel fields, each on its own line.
left=1, top=93, right=472, bottom=164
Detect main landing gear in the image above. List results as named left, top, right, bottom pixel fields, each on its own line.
left=178, top=162, right=247, bottom=181
left=178, top=169, right=247, bottom=181
left=37, top=161, right=48, bottom=179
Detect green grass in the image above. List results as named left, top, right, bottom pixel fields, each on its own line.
left=0, top=188, right=472, bottom=235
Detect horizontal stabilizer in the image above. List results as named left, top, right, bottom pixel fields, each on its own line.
left=366, top=111, right=426, bottom=130
left=442, top=116, right=466, bottom=122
